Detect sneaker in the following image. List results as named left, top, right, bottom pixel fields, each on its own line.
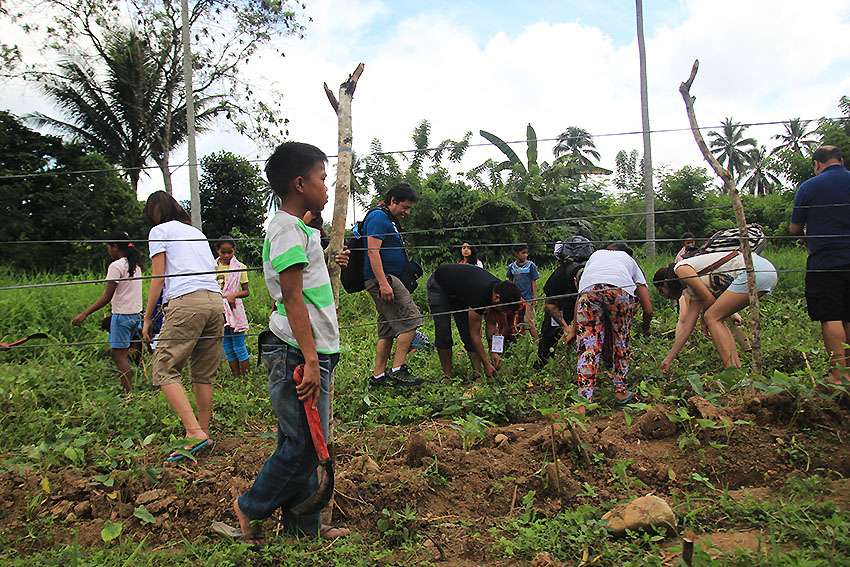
left=369, top=373, right=390, bottom=387
left=388, top=365, right=424, bottom=386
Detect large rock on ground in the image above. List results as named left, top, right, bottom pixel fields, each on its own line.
left=601, top=493, right=677, bottom=537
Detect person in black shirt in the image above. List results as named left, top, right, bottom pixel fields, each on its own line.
left=536, top=258, right=584, bottom=366
left=426, top=264, right=521, bottom=378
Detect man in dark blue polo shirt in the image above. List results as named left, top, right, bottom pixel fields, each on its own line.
left=790, top=145, right=850, bottom=383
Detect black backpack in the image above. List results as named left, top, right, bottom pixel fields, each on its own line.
left=339, top=210, right=377, bottom=294
left=555, top=235, right=595, bottom=263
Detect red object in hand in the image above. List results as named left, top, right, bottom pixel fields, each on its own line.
left=292, top=364, right=330, bottom=462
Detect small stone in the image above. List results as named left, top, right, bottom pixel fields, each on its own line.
left=73, top=501, right=91, bottom=518
left=601, top=493, right=677, bottom=537
left=494, top=433, right=509, bottom=447
left=136, top=489, right=167, bottom=505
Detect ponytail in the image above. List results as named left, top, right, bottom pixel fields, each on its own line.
left=107, top=230, right=143, bottom=277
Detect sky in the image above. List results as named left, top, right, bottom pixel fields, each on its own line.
left=3, top=0, right=850, bottom=221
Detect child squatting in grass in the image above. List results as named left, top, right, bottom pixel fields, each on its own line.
left=233, top=142, right=349, bottom=542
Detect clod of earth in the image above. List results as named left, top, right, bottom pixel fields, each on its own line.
left=602, top=493, right=677, bottom=537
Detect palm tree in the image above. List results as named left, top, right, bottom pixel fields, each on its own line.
left=742, top=146, right=783, bottom=196
left=28, top=29, right=223, bottom=194
left=553, top=126, right=601, bottom=167
left=771, top=118, right=819, bottom=156
left=707, top=117, right=757, bottom=183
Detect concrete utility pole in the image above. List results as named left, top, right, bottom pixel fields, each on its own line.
left=636, top=0, right=655, bottom=257
left=680, top=60, right=762, bottom=374
left=181, top=0, right=201, bottom=229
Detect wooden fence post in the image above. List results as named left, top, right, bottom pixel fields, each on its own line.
left=679, top=60, right=763, bottom=375
left=320, top=63, right=364, bottom=527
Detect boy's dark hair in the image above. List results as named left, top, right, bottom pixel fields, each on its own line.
left=812, top=145, right=842, bottom=165
left=107, top=230, right=142, bottom=278
left=653, top=265, right=683, bottom=297
left=144, top=191, right=191, bottom=226
left=513, top=243, right=528, bottom=253
left=681, top=231, right=695, bottom=240
left=494, top=281, right=521, bottom=306
left=383, top=182, right=419, bottom=205
left=265, top=142, right=327, bottom=200
left=216, top=235, right=236, bottom=250
left=606, top=241, right=634, bottom=256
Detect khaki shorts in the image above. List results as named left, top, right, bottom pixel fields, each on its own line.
left=519, top=301, right=536, bottom=328
left=365, top=275, right=423, bottom=339
left=151, top=289, right=225, bottom=386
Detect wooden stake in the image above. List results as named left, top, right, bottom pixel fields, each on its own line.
left=549, top=423, right=563, bottom=509
left=679, top=60, right=763, bottom=375
left=321, top=63, right=365, bottom=528
left=682, top=536, right=694, bottom=566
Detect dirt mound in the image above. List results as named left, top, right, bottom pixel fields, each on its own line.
left=4, top=392, right=850, bottom=562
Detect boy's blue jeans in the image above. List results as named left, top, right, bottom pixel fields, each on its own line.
left=237, top=332, right=338, bottom=536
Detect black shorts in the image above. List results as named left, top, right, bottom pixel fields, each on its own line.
left=805, top=263, right=850, bottom=322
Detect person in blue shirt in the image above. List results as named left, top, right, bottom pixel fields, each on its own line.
left=790, top=145, right=850, bottom=383
left=362, top=182, right=424, bottom=387
left=505, top=243, right=540, bottom=341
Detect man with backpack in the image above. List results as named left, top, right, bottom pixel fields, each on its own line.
left=790, top=145, right=850, bottom=384
left=361, top=182, right=424, bottom=387
left=536, top=236, right=595, bottom=367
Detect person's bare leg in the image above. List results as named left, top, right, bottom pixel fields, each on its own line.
left=822, top=321, right=850, bottom=383
left=726, top=319, right=751, bottom=350
left=111, top=348, right=133, bottom=394
left=160, top=382, right=207, bottom=441
left=228, top=360, right=242, bottom=379
left=467, top=350, right=483, bottom=377
left=374, top=338, right=393, bottom=376
left=193, top=382, right=214, bottom=436
left=437, top=348, right=453, bottom=377
left=704, top=292, right=751, bottom=368
left=392, top=329, right=416, bottom=368
left=239, top=359, right=251, bottom=377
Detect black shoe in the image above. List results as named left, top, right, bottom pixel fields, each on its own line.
left=369, top=373, right=390, bottom=387
left=388, top=365, right=424, bottom=386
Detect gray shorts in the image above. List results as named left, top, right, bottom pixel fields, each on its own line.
left=365, top=275, right=423, bottom=339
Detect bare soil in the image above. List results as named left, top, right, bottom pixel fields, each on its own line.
left=4, top=391, right=850, bottom=564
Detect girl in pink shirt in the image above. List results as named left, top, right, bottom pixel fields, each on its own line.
left=216, top=236, right=251, bottom=378
left=72, top=231, right=143, bottom=394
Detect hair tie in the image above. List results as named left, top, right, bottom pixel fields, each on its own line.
left=127, top=243, right=134, bottom=247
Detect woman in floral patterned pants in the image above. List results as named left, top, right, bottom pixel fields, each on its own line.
left=574, top=244, right=653, bottom=410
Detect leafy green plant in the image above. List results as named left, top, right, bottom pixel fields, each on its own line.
left=376, top=504, right=417, bottom=546
left=450, top=413, right=494, bottom=450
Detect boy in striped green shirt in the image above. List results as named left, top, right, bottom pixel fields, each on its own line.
left=233, top=142, right=348, bottom=542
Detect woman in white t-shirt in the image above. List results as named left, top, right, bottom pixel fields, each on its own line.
left=573, top=243, right=653, bottom=412
left=142, top=191, right=225, bottom=462
left=72, top=230, right=143, bottom=394
left=654, top=251, right=778, bottom=371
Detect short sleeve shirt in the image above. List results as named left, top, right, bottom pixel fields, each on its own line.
left=790, top=164, right=850, bottom=270
left=578, top=250, right=647, bottom=296
left=148, top=220, right=221, bottom=302
left=263, top=211, right=339, bottom=354
left=216, top=261, right=249, bottom=288
left=432, top=263, right=499, bottom=314
left=675, top=251, right=746, bottom=295
left=362, top=209, right=407, bottom=279
left=107, top=257, right=142, bottom=314
left=506, top=260, right=540, bottom=300
left=543, top=261, right=581, bottom=312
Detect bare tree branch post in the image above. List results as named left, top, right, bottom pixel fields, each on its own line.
left=325, top=63, right=364, bottom=301
left=679, top=59, right=762, bottom=374
left=320, top=63, right=364, bottom=527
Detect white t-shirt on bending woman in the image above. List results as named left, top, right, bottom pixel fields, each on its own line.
left=148, top=220, right=221, bottom=302
left=578, top=250, right=647, bottom=296
left=675, top=251, right=746, bottom=296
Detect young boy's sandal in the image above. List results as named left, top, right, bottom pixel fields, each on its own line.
left=167, top=438, right=214, bottom=462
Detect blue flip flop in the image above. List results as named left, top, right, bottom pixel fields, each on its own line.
left=167, top=438, right=213, bottom=462
left=618, top=391, right=634, bottom=405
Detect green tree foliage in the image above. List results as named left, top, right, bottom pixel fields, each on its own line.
left=771, top=118, right=819, bottom=156
left=199, top=151, right=267, bottom=264
left=10, top=0, right=307, bottom=192
left=742, top=145, right=783, bottom=196
left=707, top=117, right=756, bottom=183
left=0, top=111, right=143, bottom=271
left=553, top=126, right=601, bottom=167
left=28, top=28, right=222, bottom=194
